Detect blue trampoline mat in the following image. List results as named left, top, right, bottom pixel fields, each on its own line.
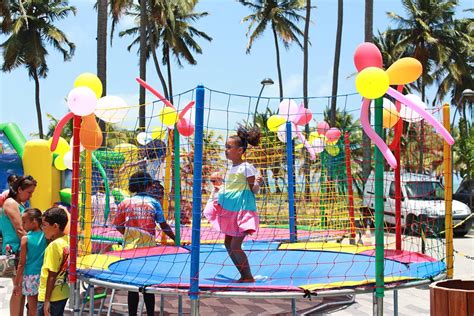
left=79, top=249, right=445, bottom=290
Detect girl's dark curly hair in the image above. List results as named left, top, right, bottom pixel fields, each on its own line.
left=230, top=125, right=262, bottom=153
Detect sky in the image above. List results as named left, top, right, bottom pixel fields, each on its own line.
left=0, top=0, right=471, bottom=139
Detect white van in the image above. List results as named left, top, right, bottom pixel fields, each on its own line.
left=362, top=171, right=472, bottom=237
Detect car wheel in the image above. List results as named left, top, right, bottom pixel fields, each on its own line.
left=405, top=214, right=418, bottom=236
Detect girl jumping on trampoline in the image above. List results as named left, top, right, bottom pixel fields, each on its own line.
left=204, top=125, right=263, bottom=283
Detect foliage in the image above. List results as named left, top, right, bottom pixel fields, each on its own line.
left=453, top=118, right=474, bottom=179
left=1, top=0, right=76, bottom=138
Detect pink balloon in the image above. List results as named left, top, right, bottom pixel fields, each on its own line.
left=278, top=99, right=299, bottom=121
left=354, top=42, right=383, bottom=72
left=360, top=98, right=397, bottom=169
left=295, top=128, right=316, bottom=160
left=67, top=87, right=97, bottom=116
left=177, top=117, right=194, bottom=136
left=325, top=127, right=341, bottom=142
left=317, top=121, right=330, bottom=135
left=296, top=108, right=313, bottom=125
left=386, top=87, right=454, bottom=145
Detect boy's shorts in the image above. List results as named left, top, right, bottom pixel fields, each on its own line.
left=22, top=274, right=40, bottom=296
left=37, top=299, right=68, bottom=316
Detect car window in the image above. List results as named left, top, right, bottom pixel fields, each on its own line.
left=405, top=181, right=444, bottom=200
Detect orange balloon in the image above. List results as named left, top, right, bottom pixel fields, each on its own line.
left=80, top=114, right=103, bottom=151
left=386, top=57, right=422, bottom=85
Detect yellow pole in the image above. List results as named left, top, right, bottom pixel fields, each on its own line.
left=161, top=130, right=173, bottom=244
left=443, top=104, right=453, bottom=278
left=84, top=150, right=93, bottom=255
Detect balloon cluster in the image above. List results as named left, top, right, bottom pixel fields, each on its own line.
left=51, top=73, right=129, bottom=170
left=266, top=99, right=316, bottom=159
left=136, top=78, right=195, bottom=143
left=307, top=121, right=342, bottom=157
left=353, top=42, right=454, bottom=169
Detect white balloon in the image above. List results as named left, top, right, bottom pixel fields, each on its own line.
left=136, top=132, right=153, bottom=145
left=370, top=98, right=397, bottom=111
left=277, top=122, right=297, bottom=143
left=67, top=87, right=97, bottom=116
left=94, top=96, right=129, bottom=123
left=69, top=136, right=84, bottom=152
left=64, top=151, right=73, bottom=170
left=399, top=94, right=425, bottom=123
left=311, top=137, right=326, bottom=154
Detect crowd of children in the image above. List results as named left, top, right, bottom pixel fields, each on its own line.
left=1, top=175, right=70, bottom=316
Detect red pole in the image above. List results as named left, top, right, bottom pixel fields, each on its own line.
left=344, top=132, right=356, bottom=240
left=69, top=115, right=81, bottom=283
left=394, top=85, right=404, bottom=251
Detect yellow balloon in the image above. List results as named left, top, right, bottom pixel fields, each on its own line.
left=267, top=115, right=286, bottom=132
left=326, top=144, right=340, bottom=156
left=74, top=73, right=103, bottom=99
left=151, top=127, right=167, bottom=140
left=355, top=67, right=389, bottom=99
left=386, top=57, right=422, bottom=85
left=383, top=106, right=400, bottom=128
left=54, top=155, right=67, bottom=171
left=159, top=106, right=179, bottom=126
left=308, top=131, right=320, bottom=142
left=48, top=137, right=70, bottom=154
left=326, top=139, right=338, bottom=145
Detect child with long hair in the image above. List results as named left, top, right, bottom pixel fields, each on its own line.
left=204, top=125, right=263, bottom=282
left=13, top=208, right=47, bottom=316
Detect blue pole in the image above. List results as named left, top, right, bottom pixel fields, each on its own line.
left=189, top=85, right=205, bottom=300
left=286, top=122, right=296, bottom=242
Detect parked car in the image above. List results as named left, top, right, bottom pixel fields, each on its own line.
left=362, top=172, right=472, bottom=237
left=453, top=179, right=473, bottom=211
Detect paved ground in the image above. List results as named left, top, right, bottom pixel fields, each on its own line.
left=1, top=234, right=472, bottom=315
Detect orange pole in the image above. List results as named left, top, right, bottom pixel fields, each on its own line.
left=443, top=104, right=453, bottom=278
left=344, top=132, right=356, bottom=241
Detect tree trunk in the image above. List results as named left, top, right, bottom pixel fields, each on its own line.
left=138, top=0, right=147, bottom=130
left=330, top=0, right=343, bottom=127
left=362, top=0, right=373, bottom=182
left=32, top=68, right=44, bottom=139
left=272, top=24, right=283, bottom=101
left=165, top=46, right=173, bottom=104
left=418, top=76, right=425, bottom=173
left=303, top=0, right=311, bottom=201
left=97, top=0, right=107, bottom=145
left=149, top=32, right=169, bottom=100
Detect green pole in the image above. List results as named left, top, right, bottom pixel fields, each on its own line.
left=91, top=153, right=111, bottom=223
left=374, top=97, right=385, bottom=310
left=173, top=128, right=181, bottom=245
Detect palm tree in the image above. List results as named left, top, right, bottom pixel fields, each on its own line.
left=157, top=3, right=212, bottom=103
left=387, top=0, right=458, bottom=173
left=433, top=15, right=473, bottom=125
left=330, top=0, right=343, bottom=126
left=239, top=0, right=305, bottom=100
left=387, top=0, right=458, bottom=102
left=120, top=1, right=211, bottom=103
left=361, top=0, right=373, bottom=183
left=1, top=0, right=76, bottom=139
left=96, top=0, right=108, bottom=145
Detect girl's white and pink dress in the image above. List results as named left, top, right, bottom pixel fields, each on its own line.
left=204, top=162, right=259, bottom=237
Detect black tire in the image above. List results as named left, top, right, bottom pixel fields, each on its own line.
left=405, top=214, right=418, bottom=236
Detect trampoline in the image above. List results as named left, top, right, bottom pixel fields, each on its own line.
left=78, top=241, right=445, bottom=292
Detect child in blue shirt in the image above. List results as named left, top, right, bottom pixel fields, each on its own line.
left=13, top=208, right=47, bottom=316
